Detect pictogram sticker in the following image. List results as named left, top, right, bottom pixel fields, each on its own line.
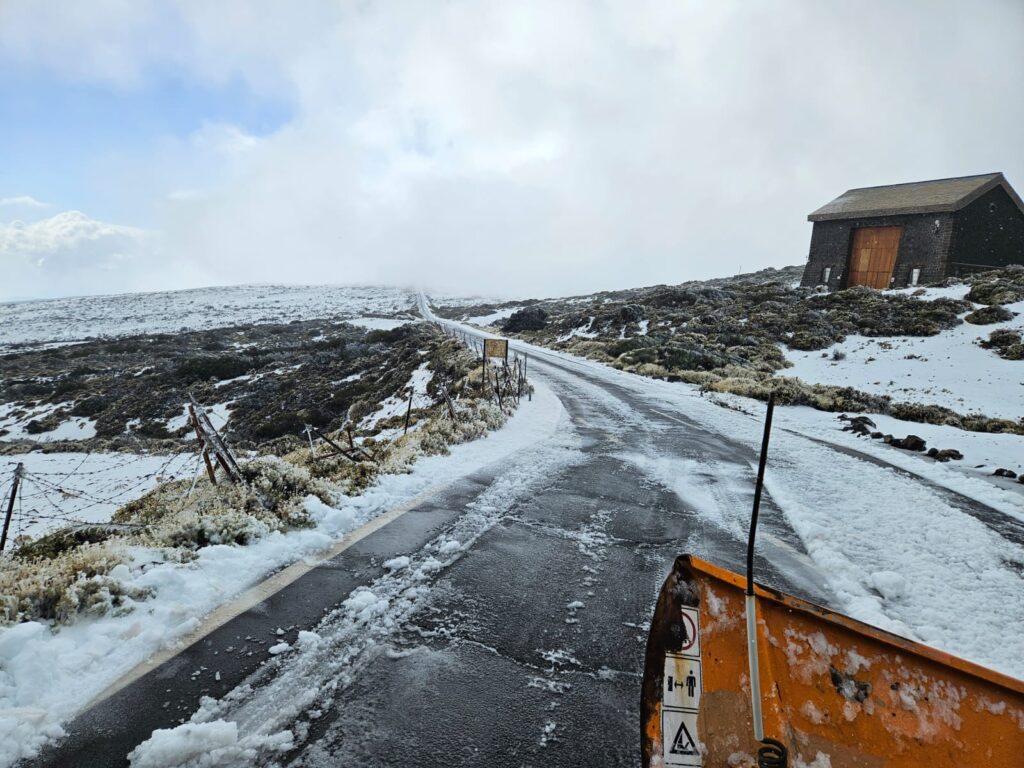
left=662, top=708, right=701, bottom=766
left=678, top=607, right=700, bottom=656
left=664, top=654, right=702, bottom=711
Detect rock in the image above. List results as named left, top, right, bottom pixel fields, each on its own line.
left=502, top=307, right=549, bottom=332
left=618, top=304, right=645, bottom=323
left=649, top=288, right=698, bottom=307
left=882, top=434, right=894, bottom=444
left=993, top=468, right=1018, bottom=479
left=841, top=415, right=876, bottom=437
left=890, top=434, right=926, bottom=452
left=965, top=305, right=1015, bottom=325
left=932, top=449, right=963, bottom=462
left=870, top=431, right=884, bottom=439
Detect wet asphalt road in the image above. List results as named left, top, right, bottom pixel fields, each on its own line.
left=33, top=329, right=838, bottom=768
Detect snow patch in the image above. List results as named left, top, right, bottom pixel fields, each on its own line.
left=127, top=720, right=294, bottom=768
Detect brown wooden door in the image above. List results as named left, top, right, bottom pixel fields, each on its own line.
left=847, top=226, right=901, bottom=289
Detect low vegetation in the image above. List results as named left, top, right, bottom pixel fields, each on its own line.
left=0, top=314, right=435, bottom=451
left=0, top=328, right=523, bottom=626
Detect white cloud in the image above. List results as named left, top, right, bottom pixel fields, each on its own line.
left=0, top=211, right=203, bottom=300
left=2, top=1, right=1023, bottom=299
left=0, top=195, right=49, bottom=208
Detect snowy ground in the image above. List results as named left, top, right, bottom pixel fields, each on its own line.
left=362, top=361, right=436, bottom=440
left=785, top=286, right=1024, bottom=419
left=344, top=316, right=416, bottom=331
left=0, top=402, right=97, bottom=443
left=0, top=381, right=566, bottom=766
left=0, top=285, right=417, bottom=352
left=462, top=306, right=523, bottom=326
left=2, top=405, right=233, bottom=541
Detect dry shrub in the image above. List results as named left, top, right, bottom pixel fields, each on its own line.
left=0, top=543, right=147, bottom=624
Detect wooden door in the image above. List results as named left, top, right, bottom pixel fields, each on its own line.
left=847, top=226, right=902, bottom=289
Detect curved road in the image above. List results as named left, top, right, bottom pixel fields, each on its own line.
left=32, top=306, right=1023, bottom=767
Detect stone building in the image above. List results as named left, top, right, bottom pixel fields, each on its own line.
left=800, top=173, right=1024, bottom=290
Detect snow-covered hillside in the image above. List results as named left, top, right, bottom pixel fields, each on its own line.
left=0, top=285, right=418, bottom=352
left=785, top=285, right=1024, bottom=419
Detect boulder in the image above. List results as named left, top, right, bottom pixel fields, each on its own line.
left=840, top=415, right=876, bottom=437
left=502, top=307, right=549, bottom=332
left=928, top=448, right=963, bottom=462
left=618, top=304, right=646, bottom=323
left=890, top=434, right=926, bottom=452
left=993, top=468, right=1018, bottom=479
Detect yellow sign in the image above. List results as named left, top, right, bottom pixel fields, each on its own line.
left=484, top=338, right=509, bottom=360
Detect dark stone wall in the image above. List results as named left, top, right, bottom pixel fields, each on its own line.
left=799, top=213, right=953, bottom=288
left=948, top=187, right=1024, bottom=275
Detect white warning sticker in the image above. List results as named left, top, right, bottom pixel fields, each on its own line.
left=678, top=606, right=700, bottom=657
left=662, top=708, right=702, bottom=767
left=663, top=654, right=702, bottom=711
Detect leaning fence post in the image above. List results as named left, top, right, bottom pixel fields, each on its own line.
left=404, top=387, right=414, bottom=435
left=1, top=463, right=25, bottom=554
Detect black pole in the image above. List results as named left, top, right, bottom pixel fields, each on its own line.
left=1, top=463, right=25, bottom=554
left=746, top=393, right=775, bottom=596
left=404, top=388, right=414, bottom=435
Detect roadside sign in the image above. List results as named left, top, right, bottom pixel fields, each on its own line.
left=484, top=338, right=509, bottom=360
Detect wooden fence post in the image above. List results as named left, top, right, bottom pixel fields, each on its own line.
left=0, top=463, right=24, bottom=554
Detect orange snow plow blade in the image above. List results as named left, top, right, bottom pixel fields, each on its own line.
left=641, top=555, right=1024, bottom=767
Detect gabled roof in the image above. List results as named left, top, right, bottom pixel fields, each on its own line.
left=808, top=173, right=1024, bottom=222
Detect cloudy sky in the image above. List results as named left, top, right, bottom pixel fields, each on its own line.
left=1, top=1, right=1022, bottom=301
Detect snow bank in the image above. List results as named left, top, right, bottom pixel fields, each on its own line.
left=127, top=719, right=293, bottom=768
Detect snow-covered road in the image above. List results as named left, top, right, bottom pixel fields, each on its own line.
left=32, top=300, right=1024, bottom=767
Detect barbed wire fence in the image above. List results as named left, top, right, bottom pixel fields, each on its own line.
left=0, top=404, right=221, bottom=555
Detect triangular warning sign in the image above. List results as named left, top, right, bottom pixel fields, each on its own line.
left=669, top=718, right=698, bottom=755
